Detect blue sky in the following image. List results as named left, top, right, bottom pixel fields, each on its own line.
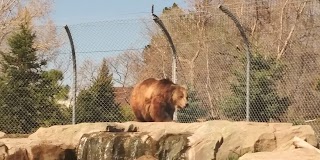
left=51, top=0, right=188, bottom=57
left=51, top=0, right=187, bottom=26
left=50, top=1, right=188, bottom=86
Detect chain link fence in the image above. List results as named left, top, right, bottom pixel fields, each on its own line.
left=0, top=0, right=320, bottom=141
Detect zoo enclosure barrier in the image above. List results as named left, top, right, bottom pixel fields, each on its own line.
left=0, top=0, right=320, bottom=141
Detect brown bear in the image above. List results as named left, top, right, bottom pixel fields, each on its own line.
left=130, top=78, right=189, bottom=122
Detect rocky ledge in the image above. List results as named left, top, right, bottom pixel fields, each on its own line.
left=0, top=120, right=319, bottom=160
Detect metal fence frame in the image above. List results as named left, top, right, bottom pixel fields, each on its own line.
left=0, top=1, right=320, bottom=141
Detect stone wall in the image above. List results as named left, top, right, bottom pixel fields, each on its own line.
left=0, top=121, right=319, bottom=160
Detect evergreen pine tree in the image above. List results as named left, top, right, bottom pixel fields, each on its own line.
left=0, top=24, right=69, bottom=133
left=76, top=59, right=124, bottom=123
left=220, top=52, right=290, bottom=122
left=177, top=86, right=208, bottom=122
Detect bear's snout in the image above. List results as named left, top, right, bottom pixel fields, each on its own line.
left=177, top=102, right=188, bottom=109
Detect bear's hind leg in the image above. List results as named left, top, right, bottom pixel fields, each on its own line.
left=132, top=107, right=146, bottom=122
left=150, top=98, right=174, bottom=122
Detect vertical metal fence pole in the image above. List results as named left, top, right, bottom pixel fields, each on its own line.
left=218, top=5, right=252, bottom=121
left=152, top=5, right=178, bottom=121
left=64, top=25, right=77, bottom=125
left=245, top=47, right=251, bottom=122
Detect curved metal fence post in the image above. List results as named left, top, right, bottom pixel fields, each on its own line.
left=151, top=5, right=178, bottom=121
left=64, top=25, right=77, bottom=125
left=218, top=4, right=252, bottom=121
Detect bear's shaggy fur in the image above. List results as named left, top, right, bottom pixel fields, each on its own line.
left=130, top=78, right=189, bottom=122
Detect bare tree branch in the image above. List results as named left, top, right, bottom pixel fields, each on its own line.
left=277, top=1, right=307, bottom=60
left=277, top=0, right=289, bottom=54
left=153, top=41, right=168, bottom=79
left=0, top=0, right=60, bottom=63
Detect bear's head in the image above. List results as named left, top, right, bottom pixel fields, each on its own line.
left=172, top=85, right=189, bottom=109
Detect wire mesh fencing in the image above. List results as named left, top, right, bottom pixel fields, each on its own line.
left=0, top=0, right=320, bottom=141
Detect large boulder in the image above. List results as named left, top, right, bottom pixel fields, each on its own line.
left=28, top=122, right=109, bottom=146
left=239, top=148, right=320, bottom=160
left=0, top=122, right=109, bottom=160
left=0, top=138, right=75, bottom=160
left=215, top=122, right=317, bottom=159
left=118, top=121, right=317, bottom=160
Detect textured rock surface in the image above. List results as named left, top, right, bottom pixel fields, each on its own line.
left=0, top=138, right=76, bottom=160
left=0, top=122, right=109, bottom=160
left=117, top=121, right=317, bottom=160
left=136, top=155, right=158, bottom=160
left=77, top=132, right=190, bottom=160
left=239, top=148, right=320, bottom=160
left=78, top=121, right=318, bottom=160
left=0, top=132, right=5, bottom=138
left=215, top=122, right=317, bottom=159
left=28, top=122, right=109, bottom=146
left=0, top=120, right=318, bottom=160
